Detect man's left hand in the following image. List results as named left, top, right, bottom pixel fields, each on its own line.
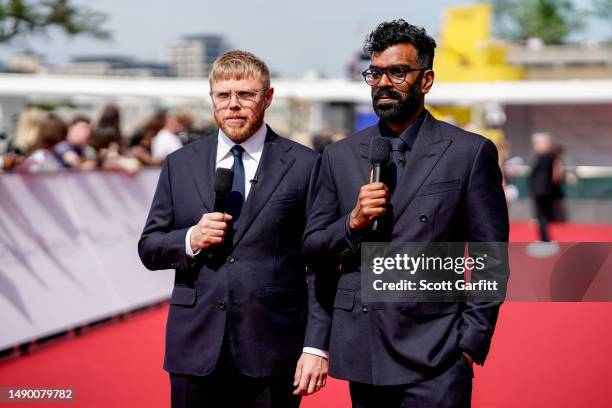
left=293, top=353, right=328, bottom=396
left=463, top=352, right=474, bottom=366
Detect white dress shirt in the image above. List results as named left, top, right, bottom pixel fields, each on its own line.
left=152, top=129, right=183, bottom=161
left=183, top=123, right=328, bottom=359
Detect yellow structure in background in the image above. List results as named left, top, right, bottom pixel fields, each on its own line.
left=434, top=3, right=524, bottom=82
left=429, top=3, right=522, bottom=152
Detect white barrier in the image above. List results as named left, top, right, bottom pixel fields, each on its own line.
left=0, top=169, right=172, bottom=350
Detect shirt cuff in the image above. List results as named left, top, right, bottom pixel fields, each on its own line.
left=185, top=226, right=201, bottom=257
left=302, top=347, right=329, bottom=359
left=344, top=214, right=364, bottom=250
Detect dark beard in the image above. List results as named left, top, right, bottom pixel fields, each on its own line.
left=372, top=81, right=422, bottom=123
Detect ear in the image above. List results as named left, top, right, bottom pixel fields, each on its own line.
left=421, top=70, right=435, bottom=95
left=264, top=87, right=274, bottom=109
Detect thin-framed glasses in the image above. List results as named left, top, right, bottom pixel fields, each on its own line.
left=210, top=87, right=268, bottom=107
left=362, top=66, right=428, bottom=86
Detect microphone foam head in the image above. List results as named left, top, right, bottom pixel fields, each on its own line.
left=369, top=136, right=391, bottom=164
left=214, top=168, right=234, bottom=195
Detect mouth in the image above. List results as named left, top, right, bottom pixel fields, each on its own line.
left=225, top=116, right=247, bottom=126
left=376, top=96, right=397, bottom=103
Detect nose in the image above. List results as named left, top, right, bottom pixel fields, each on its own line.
left=378, top=71, right=394, bottom=88
left=228, top=92, right=241, bottom=109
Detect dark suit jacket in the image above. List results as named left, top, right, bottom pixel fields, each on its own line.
left=529, top=152, right=555, bottom=197
left=138, top=126, right=329, bottom=377
left=303, top=112, right=509, bottom=386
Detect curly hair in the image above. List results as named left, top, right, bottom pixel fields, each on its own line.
left=363, top=19, right=437, bottom=69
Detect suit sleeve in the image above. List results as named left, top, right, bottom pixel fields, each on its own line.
left=460, top=138, right=510, bottom=364
left=302, top=154, right=335, bottom=351
left=302, top=147, right=359, bottom=262
left=138, top=158, right=194, bottom=271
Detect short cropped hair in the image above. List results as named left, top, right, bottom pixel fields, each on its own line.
left=209, top=50, right=270, bottom=87
left=364, top=19, right=437, bottom=69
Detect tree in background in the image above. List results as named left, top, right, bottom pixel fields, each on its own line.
left=591, top=0, right=612, bottom=41
left=492, top=0, right=586, bottom=44
left=0, top=0, right=109, bottom=43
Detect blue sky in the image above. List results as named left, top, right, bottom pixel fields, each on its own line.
left=0, top=0, right=607, bottom=77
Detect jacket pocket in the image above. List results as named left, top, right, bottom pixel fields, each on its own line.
left=333, top=289, right=356, bottom=311
left=269, top=190, right=299, bottom=203
left=169, top=287, right=197, bottom=306
left=417, top=179, right=460, bottom=197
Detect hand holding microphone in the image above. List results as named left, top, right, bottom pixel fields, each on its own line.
left=349, top=137, right=390, bottom=231
left=190, top=168, right=234, bottom=252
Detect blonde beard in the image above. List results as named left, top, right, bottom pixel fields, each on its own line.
left=215, top=113, right=265, bottom=144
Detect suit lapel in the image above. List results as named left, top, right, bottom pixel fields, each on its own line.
left=352, top=126, right=378, bottom=184
left=232, top=127, right=295, bottom=246
left=189, top=133, right=217, bottom=212
left=390, top=113, right=452, bottom=219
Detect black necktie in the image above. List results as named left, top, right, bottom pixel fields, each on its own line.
left=226, top=145, right=245, bottom=230
left=389, top=137, right=407, bottom=192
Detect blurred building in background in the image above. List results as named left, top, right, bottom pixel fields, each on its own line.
left=49, top=55, right=174, bottom=77
left=508, top=44, right=612, bottom=80
left=167, top=34, right=229, bottom=78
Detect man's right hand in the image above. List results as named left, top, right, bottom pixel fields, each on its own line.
left=190, top=212, right=233, bottom=252
left=349, top=182, right=388, bottom=230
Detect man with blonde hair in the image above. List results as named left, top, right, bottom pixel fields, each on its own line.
left=139, top=50, right=329, bottom=407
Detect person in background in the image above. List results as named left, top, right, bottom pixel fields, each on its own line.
left=551, top=144, right=566, bottom=222
left=529, top=132, right=556, bottom=242
left=2, top=107, right=46, bottom=171
left=12, top=107, right=45, bottom=156
left=89, top=125, right=141, bottom=174
left=97, top=104, right=122, bottom=139
left=17, top=113, right=66, bottom=173
left=54, top=115, right=97, bottom=170
left=311, top=129, right=334, bottom=154
left=129, top=113, right=165, bottom=166
left=151, top=111, right=184, bottom=161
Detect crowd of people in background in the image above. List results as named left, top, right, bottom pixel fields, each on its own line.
left=0, top=104, right=217, bottom=173
left=1, top=103, right=570, bottom=237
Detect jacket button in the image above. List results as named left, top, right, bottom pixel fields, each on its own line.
left=362, top=304, right=368, bottom=313
left=400, top=306, right=409, bottom=316
left=227, top=256, right=235, bottom=264
left=218, top=302, right=226, bottom=311
left=419, top=214, right=428, bottom=223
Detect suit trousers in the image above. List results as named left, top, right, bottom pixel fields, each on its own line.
left=170, top=332, right=300, bottom=408
left=349, top=351, right=473, bottom=408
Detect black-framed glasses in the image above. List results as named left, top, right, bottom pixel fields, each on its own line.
left=362, top=66, right=428, bottom=86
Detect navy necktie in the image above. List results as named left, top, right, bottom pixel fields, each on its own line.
left=388, top=137, right=407, bottom=192
left=226, top=145, right=245, bottom=229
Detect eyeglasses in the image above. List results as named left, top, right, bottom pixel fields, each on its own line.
left=210, top=87, right=268, bottom=107
left=362, top=66, right=428, bottom=86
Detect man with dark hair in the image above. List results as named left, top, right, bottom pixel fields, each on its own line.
left=303, top=20, right=509, bottom=407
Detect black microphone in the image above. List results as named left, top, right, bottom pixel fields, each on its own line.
left=214, top=168, right=234, bottom=212
left=369, top=136, right=391, bottom=232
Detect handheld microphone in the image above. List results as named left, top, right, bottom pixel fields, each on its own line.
left=369, top=136, right=391, bottom=232
left=214, top=168, right=234, bottom=212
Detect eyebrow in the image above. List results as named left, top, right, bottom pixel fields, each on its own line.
left=368, top=64, right=411, bottom=69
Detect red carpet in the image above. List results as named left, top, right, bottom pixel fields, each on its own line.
left=1, top=221, right=611, bottom=407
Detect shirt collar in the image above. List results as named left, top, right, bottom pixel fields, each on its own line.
left=378, top=110, right=427, bottom=150
left=216, top=122, right=267, bottom=164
